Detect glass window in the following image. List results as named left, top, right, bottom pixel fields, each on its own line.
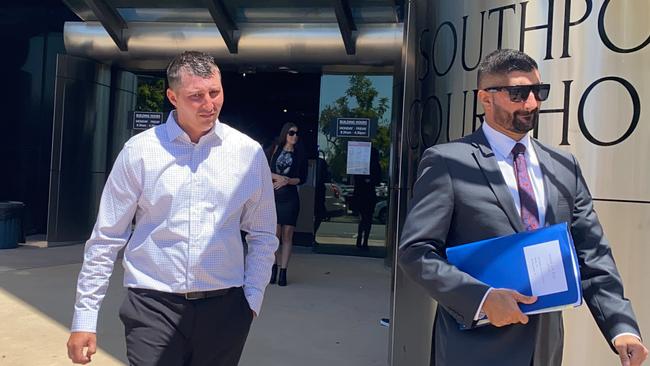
left=314, top=74, right=392, bottom=257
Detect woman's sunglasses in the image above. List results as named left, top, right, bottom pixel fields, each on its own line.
left=483, top=84, right=551, bottom=103
left=288, top=130, right=299, bottom=136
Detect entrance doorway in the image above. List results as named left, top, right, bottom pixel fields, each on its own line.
left=314, top=74, right=393, bottom=258
left=132, top=69, right=392, bottom=258
left=219, top=72, right=321, bottom=160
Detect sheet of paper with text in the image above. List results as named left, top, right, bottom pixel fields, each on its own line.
left=523, top=240, right=568, bottom=297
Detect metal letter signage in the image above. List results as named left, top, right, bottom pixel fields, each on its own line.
left=416, top=0, right=650, bottom=202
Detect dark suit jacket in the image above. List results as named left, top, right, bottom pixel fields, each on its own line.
left=398, top=128, right=641, bottom=366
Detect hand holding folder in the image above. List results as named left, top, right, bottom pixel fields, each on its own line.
left=480, top=289, right=537, bottom=327
left=446, top=223, right=582, bottom=327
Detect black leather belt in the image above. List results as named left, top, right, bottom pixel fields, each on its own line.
left=130, top=287, right=238, bottom=300
left=181, top=288, right=233, bottom=300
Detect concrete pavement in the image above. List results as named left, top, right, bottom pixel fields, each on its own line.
left=0, top=244, right=391, bottom=366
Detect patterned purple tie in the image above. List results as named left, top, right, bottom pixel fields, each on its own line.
left=512, top=143, right=539, bottom=231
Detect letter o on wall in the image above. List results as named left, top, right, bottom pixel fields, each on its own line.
left=408, top=99, right=422, bottom=150
left=421, top=96, right=443, bottom=148
left=577, top=76, right=641, bottom=146
left=432, top=21, right=458, bottom=77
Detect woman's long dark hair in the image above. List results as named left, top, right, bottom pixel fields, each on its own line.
left=266, top=122, right=302, bottom=161
left=277, top=122, right=298, bottom=149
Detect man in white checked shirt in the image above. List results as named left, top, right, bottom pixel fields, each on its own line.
left=66, top=51, right=279, bottom=365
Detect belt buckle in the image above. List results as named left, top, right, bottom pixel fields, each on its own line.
left=184, top=291, right=205, bottom=300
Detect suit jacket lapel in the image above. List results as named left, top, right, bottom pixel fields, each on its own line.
left=532, top=140, right=559, bottom=226
left=469, top=129, right=525, bottom=232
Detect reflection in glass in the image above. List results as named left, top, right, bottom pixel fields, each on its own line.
left=315, top=74, right=392, bottom=257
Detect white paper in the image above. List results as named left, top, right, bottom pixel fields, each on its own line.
left=523, top=240, right=568, bottom=297
left=346, top=141, right=372, bottom=175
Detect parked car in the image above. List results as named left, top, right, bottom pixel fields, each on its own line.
left=339, top=182, right=388, bottom=216
left=375, top=182, right=388, bottom=199
left=324, top=182, right=347, bottom=219
left=373, top=199, right=388, bottom=224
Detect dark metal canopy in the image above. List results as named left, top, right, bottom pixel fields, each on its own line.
left=81, top=0, right=128, bottom=51
left=333, top=0, right=357, bottom=55
left=63, top=0, right=404, bottom=71
left=202, top=0, right=238, bottom=53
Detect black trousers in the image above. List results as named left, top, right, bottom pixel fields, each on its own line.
left=119, top=287, right=254, bottom=366
left=355, top=193, right=377, bottom=247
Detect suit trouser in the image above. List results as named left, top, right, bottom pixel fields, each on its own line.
left=355, top=194, right=376, bottom=246
left=119, top=287, right=254, bottom=366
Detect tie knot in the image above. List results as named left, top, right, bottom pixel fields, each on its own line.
left=512, top=143, right=526, bottom=156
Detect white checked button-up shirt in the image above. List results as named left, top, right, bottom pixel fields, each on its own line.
left=71, top=112, right=278, bottom=333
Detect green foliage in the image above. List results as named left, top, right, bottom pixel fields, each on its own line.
left=319, top=75, right=392, bottom=182
left=374, top=125, right=391, bottom=175
left=136, top=78, right=165, bottom=112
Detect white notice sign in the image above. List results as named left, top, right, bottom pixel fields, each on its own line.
left=347, top=141, right=372, bottom=175
left=523, top=240, right=568, bottom=297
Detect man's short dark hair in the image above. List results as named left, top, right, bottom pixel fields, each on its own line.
left=477, top=49, right=538, bottom=88
left=167, top=51, right=219, bottom=89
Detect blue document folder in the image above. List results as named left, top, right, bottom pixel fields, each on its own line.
left=446, top=223, right=582, bottom=325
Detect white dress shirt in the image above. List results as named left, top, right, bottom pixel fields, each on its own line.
left=71, top=112, right=279, bottom=333
left=481, top=121, right=546, bottom=223
left=472, top=122, right=545, bottom=321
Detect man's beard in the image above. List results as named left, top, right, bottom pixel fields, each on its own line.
left=510, top=109, right=539, bottom=134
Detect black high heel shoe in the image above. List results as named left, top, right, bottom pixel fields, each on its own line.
left=278, top=268, right=288, bottom=286
left=270, top=264, right=278, bottom=284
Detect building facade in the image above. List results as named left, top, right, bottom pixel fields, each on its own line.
left=391, top=1, right=649, bottom=365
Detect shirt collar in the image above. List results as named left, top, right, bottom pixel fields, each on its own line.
left=481, top=121, right=532, bottom=160
left=165, top=111, right=225, bottom=143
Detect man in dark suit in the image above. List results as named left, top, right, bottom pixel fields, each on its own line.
left=399, top=49, right=647, bottom=366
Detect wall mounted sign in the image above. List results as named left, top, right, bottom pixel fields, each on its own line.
left=336, top=118, right=371, bottom=138
left=131, top=111, right=163, bottom=130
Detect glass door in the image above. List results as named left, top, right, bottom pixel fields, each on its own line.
left=314, top=74, right=393, bottom=257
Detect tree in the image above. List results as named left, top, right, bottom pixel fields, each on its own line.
left=136, top=78, right=165, bottom=112
left=319, top=75, right=391, bottom=182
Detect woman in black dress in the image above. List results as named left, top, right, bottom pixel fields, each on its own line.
left=267, top=123, right=306, bottom=286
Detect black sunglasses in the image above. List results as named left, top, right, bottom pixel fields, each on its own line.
left=288, top=130, right=299, bottom=136
left=483, top=84, right=551, bottom=102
